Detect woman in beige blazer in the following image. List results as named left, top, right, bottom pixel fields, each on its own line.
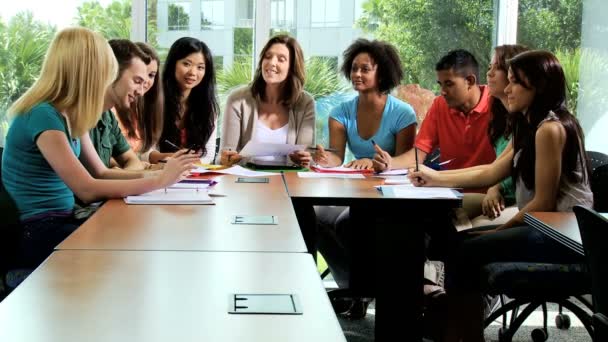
left=219, top=35, right=315, bottom=166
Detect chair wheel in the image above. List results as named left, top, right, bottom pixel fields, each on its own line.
left=498, top=327, right=512, bottom=342
left=531, top=328, right=548, bottom=342
left=555, top=313, right=571, bottom=330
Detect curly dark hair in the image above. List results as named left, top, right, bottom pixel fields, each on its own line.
left=160, top=37, right=218, bottom=158
left=340, top=39, right=403, bottom=93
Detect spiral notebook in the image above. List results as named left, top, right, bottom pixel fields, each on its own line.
left=124, top=188, right=215, bottom=205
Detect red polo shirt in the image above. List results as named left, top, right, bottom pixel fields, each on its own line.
left=415, top=85, right=496, bottom=171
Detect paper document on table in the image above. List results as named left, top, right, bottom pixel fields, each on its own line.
left=168, top=183, right=214, bottom=190
left=377, top=185, right=459, bottom=199
left=376, top=169, right=409, bottom=176
left=382, top=177, right=412, bottom=185
left=125, top=188, right=214, bottom=205
left=187, top=165, right=280, bottom=177
left=298, top=172, right=365, bottom=179
left=310, top=165, right=372, bottom=174
left=239, top=141, right=306, bottom=157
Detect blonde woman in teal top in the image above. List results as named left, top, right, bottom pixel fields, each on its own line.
left=2, top=28, right=199, bottom=268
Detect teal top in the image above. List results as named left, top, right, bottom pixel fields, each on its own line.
left=88, top=110, right=131, bottom=168
left=2, top=102, right=81, bottom=220
left=494, top=135, right=515, bottom=204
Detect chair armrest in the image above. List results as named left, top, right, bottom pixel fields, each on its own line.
left=593, top=313, right=608, bottom=342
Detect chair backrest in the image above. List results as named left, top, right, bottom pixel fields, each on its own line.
left=0, top=146, right=23, bottom=274
left=587, top=151, right=608, bottom=212
left=574, top=205, right=608, bottom=315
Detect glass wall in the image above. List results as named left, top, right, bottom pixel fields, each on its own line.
left=2, top=0, right=605, bottom=154
left=0, top=0, right=133, bottom=142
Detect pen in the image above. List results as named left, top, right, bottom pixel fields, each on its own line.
left=164, top=139, right=181, bottom=151
left=306, top=146, right=338, bottom=152
left=415, top=147, right=419, bottom=172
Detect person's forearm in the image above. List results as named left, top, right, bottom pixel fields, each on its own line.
left=497, top=197, right=556, bottom=230
left=441, top=164, right=491, bottom=175
left=391, top=150, right=416, bottom=169
left=321, top=152, right=344, bottom=167
left=121, top=158, right=146, bottom=171
left=149, top=151, right=172, bottom=164
left=96, top=168, right=152, bottom=180
left=438, top=168, right=493, bottom=188
left=77, top=176, right=163, bottom=204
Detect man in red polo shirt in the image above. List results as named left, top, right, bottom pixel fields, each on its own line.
left=373, top=49, right=495, bottom=172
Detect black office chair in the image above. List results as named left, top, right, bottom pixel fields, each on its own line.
left=481, top=151, right=608, bottom=342
left=575, top=205, right=608, bottom=342
left=0, top=147, right=32, bottom=300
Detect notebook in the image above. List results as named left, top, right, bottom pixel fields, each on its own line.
left=124, top=188, right=215, bottom=205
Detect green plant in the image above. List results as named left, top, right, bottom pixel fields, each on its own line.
left=304, top=57, right=349, bottom=100
left=76, top=0, right=131, bottom=39
left=0, top=12, right=56, bottom=125
left=555, top=48, right=581, bottom=114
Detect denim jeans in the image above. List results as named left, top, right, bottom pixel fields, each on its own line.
left=20, top=213, right=86, bottom=268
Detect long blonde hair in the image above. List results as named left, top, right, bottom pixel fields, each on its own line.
left=8, top=27, right=118, bottom=137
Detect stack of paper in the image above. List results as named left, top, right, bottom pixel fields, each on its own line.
left=377, top=185, right=459, bottom=199
left=125, top=188, right=214, bottom=205
left=188, top=165, right=280, bottom=177
left=310, top=165, right=373, bottom=174
left=298, top=172, right=365, bottom=179
left=239, top=141, right=306, bottom=157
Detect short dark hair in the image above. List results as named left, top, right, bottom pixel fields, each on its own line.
left=108, top=39, right=151, bottom=81
left=435, top=49, right=479, bottom=83
left=340, top=39, right=403, bottom=93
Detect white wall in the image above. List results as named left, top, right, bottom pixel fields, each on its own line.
left=579, top=0, right=608, bottom=154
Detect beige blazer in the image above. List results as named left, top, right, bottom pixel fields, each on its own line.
left=219, top=85, right=316, bottom=155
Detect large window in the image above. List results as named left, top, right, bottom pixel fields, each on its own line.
left=0, top=0, right=133, bottom=142
left=310, top=0, right=340, bottom=28
left=270, top=0, right=294, bottom=29
left=201, top=0, right=225, bottom=30
left=167, top=1, right=191, bottom=31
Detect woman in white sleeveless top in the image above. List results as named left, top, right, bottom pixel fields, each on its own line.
left=218, top=34, right=315, bottom=166
left=410, top=50, right=593, bottom=342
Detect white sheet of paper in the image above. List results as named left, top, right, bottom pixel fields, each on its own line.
left=168, top=183, right=213, bottom=190
left=382, top=177, right=412, bottom=185
left=186, top=165, right=280, bottom=177
left=311, top=166, right=362, bottom=173
left=378, top=185, right=458, bottom=199
left=239, top=141, right=306, bottom=157
left=376, top=169, right=409, bottom=176
left=125, top=188, right=214, bottom=205
left=298, top=172, right=366, bottom=179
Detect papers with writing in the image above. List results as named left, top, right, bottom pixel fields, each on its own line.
left=376, top=185, right=459, bottom=199
left=188, top=165, right=281, bottom=177
left=125, top=188, right=215, bottom=205
left=310, top=165, right=373, bottom=174
left=239, top=141, right=306, bottom=157
left=382, top=177, right=412, bottom=185
left=376, top=168, right=409, bottom=176
left=298, top=172, right=365, bottom=179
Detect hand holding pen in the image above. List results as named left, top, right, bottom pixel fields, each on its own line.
left=311, top=144, right=330, bottom=166
left=372, top=140, right=392, bottom=172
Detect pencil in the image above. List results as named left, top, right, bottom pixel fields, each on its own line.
left=306, top=146, right=338, bottom=152
left=163, top=139, right=181, bottom=151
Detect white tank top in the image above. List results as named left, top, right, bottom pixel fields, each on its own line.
left=514, top=111, right=594, bottom=211
left=252, top=119, right=289, bottom=144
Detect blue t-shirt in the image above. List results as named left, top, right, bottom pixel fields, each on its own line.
left=2, top=102, right=81, bottom=220
left=330, top=94, right=417, bottom=159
